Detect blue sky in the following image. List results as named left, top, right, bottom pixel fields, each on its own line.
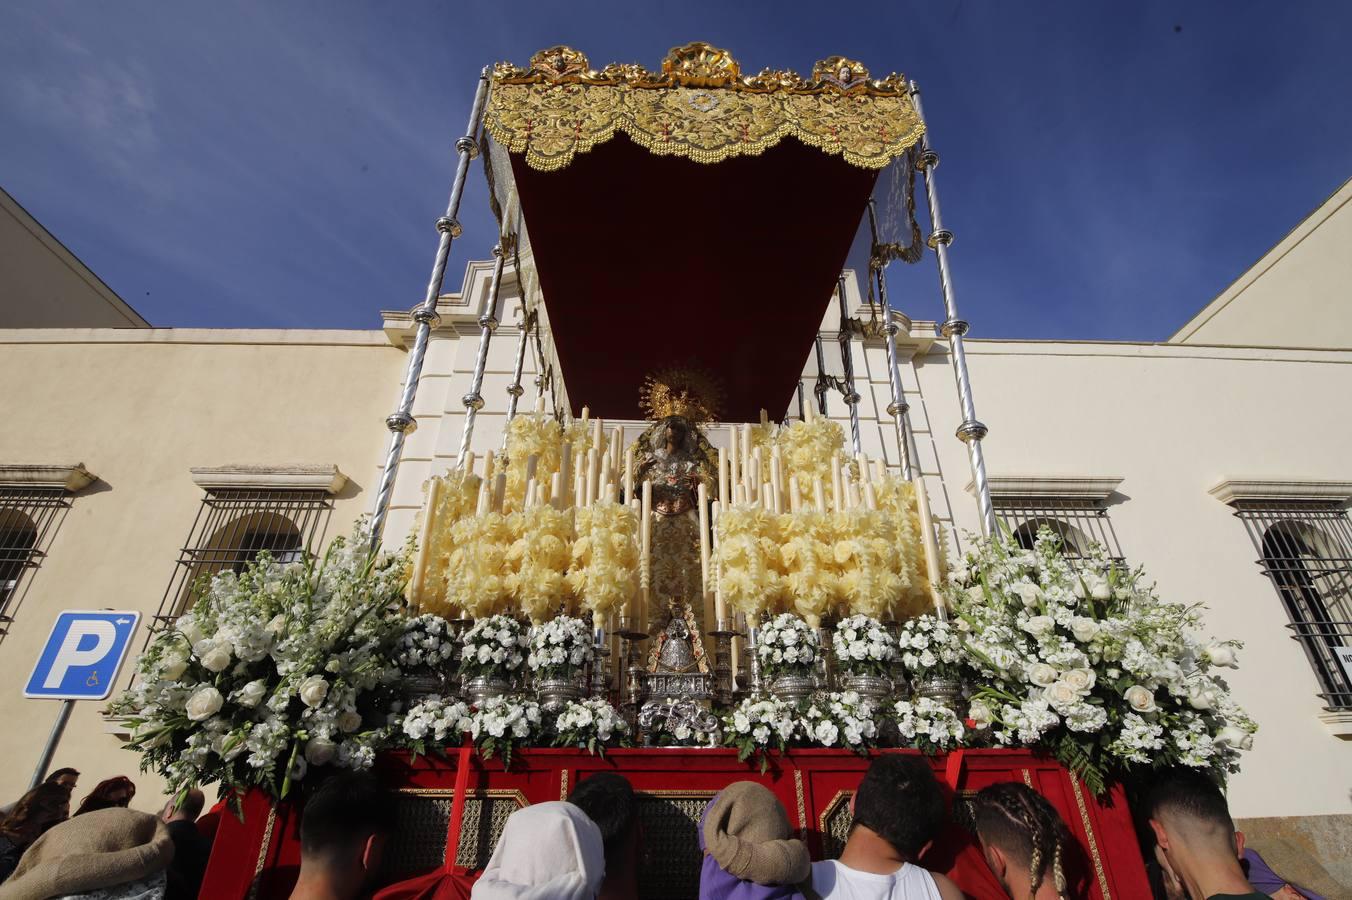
left=1, top=2, right=1349, bottom=340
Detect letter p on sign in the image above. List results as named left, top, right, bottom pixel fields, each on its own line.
left=25, top=611, right=140, bottom=701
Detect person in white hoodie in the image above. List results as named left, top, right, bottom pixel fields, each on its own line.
left=471, top=802, right=605, bottom=900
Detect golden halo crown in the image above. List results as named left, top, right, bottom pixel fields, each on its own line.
left=639, top=368, right=724, bottom=424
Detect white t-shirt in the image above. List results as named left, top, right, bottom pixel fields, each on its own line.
left=809, top=859, right=942, bottom=900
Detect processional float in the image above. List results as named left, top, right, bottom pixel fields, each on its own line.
left=197, top=44, right=1150, bottom=900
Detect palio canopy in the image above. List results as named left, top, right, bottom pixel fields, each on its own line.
left=484, top=43, right=925, bottom=421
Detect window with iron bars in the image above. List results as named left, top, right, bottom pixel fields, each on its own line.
left=149, top=488, right=334, bottom=631
left=992, top=496, right=1125, bottom=563
left=1233, top=500, right=1352, bottom=711
left=0, top=488, right=72, bottom=634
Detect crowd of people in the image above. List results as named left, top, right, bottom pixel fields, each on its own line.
left=0, top=770, right=217, bottom=900
left=0, top=760, right=1321, bottom=900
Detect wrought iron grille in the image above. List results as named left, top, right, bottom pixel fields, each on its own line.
left=150, top=489, right=333, bottom=628
left=1234, top=500, right=1352, bottom=710
left=993, top=496, right=1124, bottom=562
left=0, top=487, right=71, bottom=632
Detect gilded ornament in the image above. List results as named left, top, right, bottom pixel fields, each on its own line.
left=486, top=44, right=925, bottom=171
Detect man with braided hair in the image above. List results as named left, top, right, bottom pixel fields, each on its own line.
left=970, top=782, right=1072, bottom=900
left=1145, top=768, right=1266, bottom=900
left=808, top=755, right=964, bottom=900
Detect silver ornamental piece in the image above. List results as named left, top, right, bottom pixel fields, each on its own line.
left=464, top=675, right=512, bottom=706
left=769, top=674, right=816, bottom=703
left=840, top=674, right=894, bottom=703
left=915, top=676, right=964, bottom=708
left=536, top=676, right=584, bottom=713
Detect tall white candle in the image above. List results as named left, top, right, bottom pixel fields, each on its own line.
left=789, top=475, right=802, bottom=513
left=409, top=477, right=442, bottom=607
left=813, top=477, right=826, bottom=513
left=463, top=450, right=476, bottom=477
left=640, top=480, right=653, bottom=634
left=728, top=425, right=740, bottom=494
left=585, top=448, right=598, bottom=508
left=697, top=482, right=711, bottom=595
left=550, top=472, right=562, bottom=510
left=717, top=448, right=729, bottom=507
left=559, top=442, right=573, bottom=508
left=914, top=479, right=945, bottom=618
left=624, top=443, right=635, bottom=503
left=493, top=472, right=506, bottom=513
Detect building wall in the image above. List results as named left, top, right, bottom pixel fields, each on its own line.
left=0, top=188, right=149, bottom=328
left=0, top=328, right=403, bottom=807
left=1170, top=177, right=1352, bottom=349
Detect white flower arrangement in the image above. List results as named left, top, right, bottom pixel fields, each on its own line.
left=721, top=696, right=798, bottom=767
left=755, top=613, right=820, bottom=681
left=458, top=614, right=528, bottom=679
left=832, top=615, right=897, bottom=678
left=552, top=697, right=629, bottom=755
left=468, top=694, right=542, bottom=768
left=398, top=697, right=471, bottom=757
left=109, top=522, right=410, bottom=799
left=527, top=615, right=594, bottom=680
left=892, top=697, right=965, bottom=752
left=799, top=691, right=878, bottom=750
left=895, top=614, right=965, bottom=682
left=944, top=526, right=1257, bottom=794
left=396, top=614, right=456, bottom=673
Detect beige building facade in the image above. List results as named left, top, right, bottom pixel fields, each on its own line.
left=0, top=181, right=1348, bottom=892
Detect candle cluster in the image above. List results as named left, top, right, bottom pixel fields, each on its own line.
left=710, top=412, right=947, bottom=627
left=409, top=408, right=644, bottom=626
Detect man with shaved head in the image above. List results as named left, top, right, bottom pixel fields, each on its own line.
left=1145, top=768, right=1266, bottom=900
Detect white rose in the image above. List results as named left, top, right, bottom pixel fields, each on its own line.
left=1015, top=582, right=1042, bottom=608
left=298, top=675, right=330, bottom=708
left=235, top=679, right=268, bottom=708
left=1063, top=668, right=1096, bottom=695
left=1043, top=681, right=1080, bottom=712
left=967, top=699, right=993, bottom=728
left=159, top=653, right=189, bottom=681
left=304, top=738, right=337, bottom=767
left=1203, top=643, right=1239, bottom=669
left=1069, top=617, right=1100, bottom=643
left=1024, top=615, right=1055, bottom=637
left=1124, top=685, right=1157, bottom=714
left=266, top=615, right=287, bottom=635
left=179, top=617, right=205, bottom=645
left=1214, top=725, right=1253, bottom=750
left=338, top=710, right=363, bottom=733
left=1090, top=579, right=1112, bottom=601
left=200, top=643, right=233, bottom=674
left=1187, top=684, right=1216, bottom=710
left=186, top=685, right=224, bottom=721
left=1027, top=663, right=1059, bottom=687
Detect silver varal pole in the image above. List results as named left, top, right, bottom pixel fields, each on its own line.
left=835, top=274, right=863, bottom=455
left=909, top=82, right=995, bottom=536
left=456, top=238, right=512, bottom=466
left=866, top=200, right=916, bottom=482
left=369, top=69, right=491, bottom=549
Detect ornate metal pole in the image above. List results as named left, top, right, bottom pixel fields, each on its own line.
left=501, top=309, right=531, bottom=449
left=866, top=200, right=916, bottom=482
left=369, top=69, right=491, bottom=549
left=812, top=336, right=830, bottom=417
left=455, top=238, right=512, bottom=467
left=909, top=82, right=995, bottom=536
left=835, top=274, right=863, bottom=455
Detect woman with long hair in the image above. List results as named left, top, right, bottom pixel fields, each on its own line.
left=0, top=782, right=71, bottom=882
left=74, top=777, right=136, bottom=816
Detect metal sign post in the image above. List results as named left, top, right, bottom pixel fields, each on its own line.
left=23, top=610, right=140, bottom=789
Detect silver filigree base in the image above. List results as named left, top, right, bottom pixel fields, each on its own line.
left=536, top=676, right=583, bottom=713
left=840, top=674, right=894, bottom=703
left=769, top=673, right=817, bottom=703
left=637, top=696, right=719, bottom=746
left=463, top=675, right=512, bottom=706
left=915, top=676, right=964, bottom=708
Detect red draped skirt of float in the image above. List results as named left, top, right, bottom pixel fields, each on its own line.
left=202, top=748, right=1149, bottom=900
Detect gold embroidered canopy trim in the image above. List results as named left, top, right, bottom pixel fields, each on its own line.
left=486, top=43, right=926, bottom=172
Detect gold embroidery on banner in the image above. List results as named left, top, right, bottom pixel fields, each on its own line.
left=560, top=768, right=569, bottom=800
left=487, top=43, right=925, bottom=172
left=1021, top=768, right=1033, bottom=787
left=793, top=770, right=807, bottom=837
left=1068, top=776, right=1111, bottom=900
left=248, top=802, right=279, bottom=900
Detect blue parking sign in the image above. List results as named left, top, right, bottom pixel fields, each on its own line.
left=24, top=610, right=141, bottom=701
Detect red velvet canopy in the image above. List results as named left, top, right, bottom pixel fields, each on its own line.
left=509, top=134, right=879, bottom=421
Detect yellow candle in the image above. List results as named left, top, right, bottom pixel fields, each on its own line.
left=697, top=482, right=711, bottom=595
left=463, top=450, right=476, bottom=476
left=409, top=477, right=442, bottom=608
left=558, top=442, right=573, bottom=508
left=915, top=479, right=945, bottom=614
left=717, top=447, right=729, bottom=506
left=712, top=499, right=727, bottom=626
left=624, top=443, right=636, bottom=503
left=813, top=477, right=826, bottom=512
left=477, top=476, right=492, bottom=516
left=789, top=475, right=802, bottom=513
left=483, top=449, right=496, bottom=485
left=831, top=453, right=844, bottom=514
left=493, top=472, right=506, bottom=513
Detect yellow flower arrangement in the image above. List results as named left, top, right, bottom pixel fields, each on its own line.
left=501, top=412, right=608, bottom=512
left=872, top=474, right=937, bottom=618
left=714, top=506, right=785, bottom=618
left=416, top=468, right=486, bottom=610
left=567, top=500, right=640, bottom=626
left=506, top=505, right=574, bottom=623
left=442, top=511, right=517, bottom=619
